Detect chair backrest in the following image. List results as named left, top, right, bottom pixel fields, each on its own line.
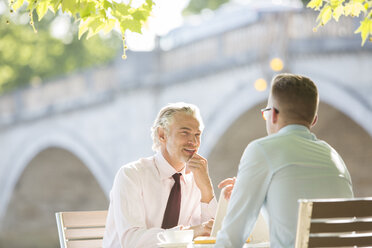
left=295, top=197, right=372, bottom=248
left=55, top=210, right=108, bottom=248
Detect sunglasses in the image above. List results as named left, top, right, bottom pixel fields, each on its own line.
left=260, top=107, right=279, bottom=120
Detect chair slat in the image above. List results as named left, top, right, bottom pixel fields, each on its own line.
left=62, top=211, right=107, bottom=228
left=308, top=235, right=372, bottom=247
left=312, top=200, right=372, bottom=219
left=310, top=221, right=372, bottom=233
left=56, top=210, right=107, bottom=248
left=66, top=239, right=103, bottom=248
left=65, top=227, right=105, bottom=239
left=295, top=198, right=372, bottom=248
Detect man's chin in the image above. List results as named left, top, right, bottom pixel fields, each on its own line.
left=182, top=155, right=193, bottom=163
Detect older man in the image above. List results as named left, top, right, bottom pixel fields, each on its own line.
left=215, top=73, right=354, bottom=248
left=103, top=102, right=216, bottom=248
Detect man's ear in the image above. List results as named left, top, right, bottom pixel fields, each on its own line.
left=158, top=127, right=166, bottom=143
left=311, top=115, right=318, bottom=127
left=272, top=108, right=279, bottom=124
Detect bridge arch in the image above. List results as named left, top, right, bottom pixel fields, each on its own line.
left=202, top=75, right=372, bottom=159
left=0, top=126, right=111, bottom=223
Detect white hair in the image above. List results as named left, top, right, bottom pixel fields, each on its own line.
left=151, top=102, right=204, bottom=151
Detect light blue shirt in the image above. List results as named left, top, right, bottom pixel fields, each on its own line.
left=215, top=125, right=354, bottom=248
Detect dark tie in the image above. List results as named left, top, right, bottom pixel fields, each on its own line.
left=161, top=173, right=182, bottom=229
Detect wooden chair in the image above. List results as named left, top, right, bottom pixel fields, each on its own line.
left=295, top=197, right=372, bottom=247
left=55, top=210, right=108, bottom=248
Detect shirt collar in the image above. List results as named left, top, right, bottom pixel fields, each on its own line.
left=278, top=124, right=309, bottom=134
left=278, top=124, right=316, bottom=139
left=154, top=152, right=186, bottom=182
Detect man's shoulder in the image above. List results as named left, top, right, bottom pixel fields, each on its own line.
left=111, top=156, right=156, bottom=192
left=240, top=137, right=269, bottom=160
left=249, top=128, right=311, bottom=148
left=247, top=135, right=276, bottom=149
left=118, top=156, right=155, bottom=175
left=241, top=133, right=285, bottom=159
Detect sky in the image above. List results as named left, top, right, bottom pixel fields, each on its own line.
left=125, top=0, right=190, bottom=51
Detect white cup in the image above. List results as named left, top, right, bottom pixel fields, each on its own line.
left=157, top=229, right=194, bottom=244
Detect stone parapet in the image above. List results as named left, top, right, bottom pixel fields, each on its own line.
left=0, top=9, right=371, bottom=128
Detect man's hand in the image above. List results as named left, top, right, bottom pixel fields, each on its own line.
left=184, top=219, right=214, bottom=237
left=186, top=153, right=214, bottom=203
left=218, top=177, right=236, bottom=200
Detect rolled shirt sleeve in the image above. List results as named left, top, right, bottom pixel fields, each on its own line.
left=201, top=197, right=218, bottom=223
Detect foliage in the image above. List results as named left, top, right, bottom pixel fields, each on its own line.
left=7, top=0, right=155, bottom=58
left=183, top=0, right=229, bottom=15
left=307, top=0, right=372, bottom=45
left=0, top=13, right=121, bottom=94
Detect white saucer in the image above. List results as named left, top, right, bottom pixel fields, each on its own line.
left=157, top=241, right=191, bottom=247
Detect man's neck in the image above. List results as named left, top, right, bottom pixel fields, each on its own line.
left=278, top=121, right=311, bottom=131
left=161, top=151, right=185, bottom=172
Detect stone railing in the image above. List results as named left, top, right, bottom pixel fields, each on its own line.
left=0, top=9, right=369, bottom=128
left=158, top=10, right=363, bottom=75
left=0, top=66, right=118, bottom=127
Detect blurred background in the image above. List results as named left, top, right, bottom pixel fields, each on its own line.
left=0, top=0, right=372, bottom=247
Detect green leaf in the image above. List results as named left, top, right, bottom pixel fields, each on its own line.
left=127, top=20, right=142, bottom=33
left=27, top=0, right=36, bottom=11
left=86, top=17, right=105, bottom=39
left=61, top=0, right=77, bottom=15
left=119, top=17, right=142, bottom=34
left=132, top=9, right=147, bottom=22
left=36, top=0, right=50, bottom=21
left=112, top=2, right=130, bottom=16
left=333, top=5, right=344, bottom=21
left=103, top=0, right=112, bottom=9
left=50, top=0, right=61, bottom=13
left=8, top=0, right=155, bottom=59
left=330, top=0, right=345, bottom=8
left=12, top=0, right=25, bottom=11
left=307, top=0, right=323, bottom=10
left=103, top=19, right=116, bottom=34
left=355, top=17, right=372, bottom=45
left=79, top=2, right=96, bottom=19
left=344, top=2, right=365, bottom=17
left=145, top=0, right=154, bottom=11
left=78, top=16, right=94, bottom=39
left=317, top=5, right=332, bottom=25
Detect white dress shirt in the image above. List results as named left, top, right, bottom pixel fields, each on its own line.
left=103, top=152, right=217, bottom=248
left=215, top=125, right=354, bottom=248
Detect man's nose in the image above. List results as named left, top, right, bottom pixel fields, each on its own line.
left=188, top=136, right=198, bottom=145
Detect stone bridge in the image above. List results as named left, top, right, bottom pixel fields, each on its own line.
left=0, top=7, right=371, bottom=247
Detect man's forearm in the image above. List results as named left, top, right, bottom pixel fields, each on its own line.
left=200, top=182, right=214, bottom=203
